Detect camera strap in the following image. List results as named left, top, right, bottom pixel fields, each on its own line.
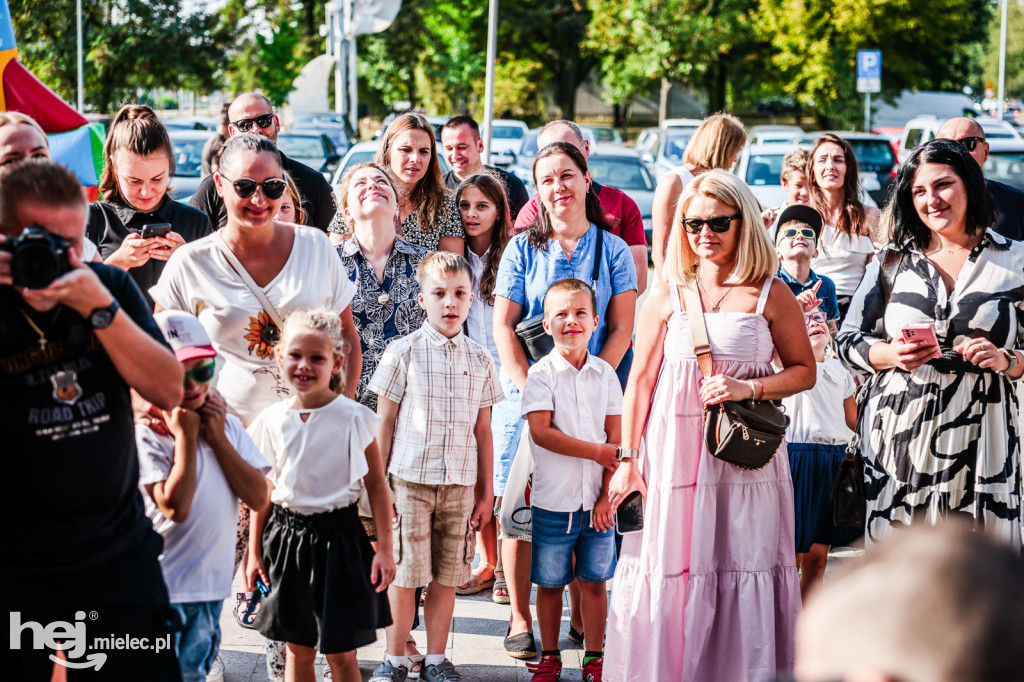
left=214, top=232, right=285, bottom=332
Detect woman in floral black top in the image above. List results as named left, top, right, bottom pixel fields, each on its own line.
left=329, top=113, right=464, bottom=253
left=334, top=162, right=428, bottom=410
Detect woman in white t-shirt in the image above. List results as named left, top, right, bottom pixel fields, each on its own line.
left=150, top=134, right=359, bottom=425
left=650, top=114, right=747, bottom=276
left=807, top=133, right=880, bottom=322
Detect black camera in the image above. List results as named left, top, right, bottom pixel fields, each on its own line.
left=1, top=226, right=71, bottom=289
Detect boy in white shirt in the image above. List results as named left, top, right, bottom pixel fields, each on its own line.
left=136, top=311, right=271, bottom=682
left=521, top=277, right=623, bottom=682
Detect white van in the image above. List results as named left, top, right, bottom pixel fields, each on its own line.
left=898, top=115, right=1020, bottom=164
left=873, top=91, right=978, bottom=129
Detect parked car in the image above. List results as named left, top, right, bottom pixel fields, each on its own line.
left=481, top=119, right=530, bottom=168
left=641, top=129, right=696, bottom=178
left=291, top=113, right=355, bottom=154
left=871, top=126, right=904, bottom=158
left=330, top=140, right=450, bottom=205
left=588, top=144, right=656, bottom=247
left=633, top=127, right=662, bottom=158
left=580, top=124, right=624, bottom=145
left=661, top=118, right=704, bottom=131
left=747, top=125, right=803, bottom=145
left=162, top=115, right=216, bottom=131
left=373, top=113, right=447, bottom=141
left=984, top=139, right=1024, bottom=191
left=899, top=115, right=1021, bottom=164
left=276, top=132, right=341, bottom=180
left=736, top=141, right=880, bottom=209
left=509, top=126, right=597, bottom=192
left=168, top=130, right=209, bottom=201
left=795, top=132, right=897, bottom=205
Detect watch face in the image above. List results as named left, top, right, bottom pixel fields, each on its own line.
left=92, top=310, right=114, bottom=328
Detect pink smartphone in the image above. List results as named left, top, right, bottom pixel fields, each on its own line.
left=900, top=323, right=939, bottom=349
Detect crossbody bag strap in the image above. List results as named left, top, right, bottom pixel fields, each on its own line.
left=590, top=226, right=604, bottom=290
left=681, top=280, right=714, bottom=379
left=214, top=232, right=286, bottom=331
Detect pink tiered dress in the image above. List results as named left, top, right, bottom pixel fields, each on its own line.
left=605, top=278, right=800, bottom=682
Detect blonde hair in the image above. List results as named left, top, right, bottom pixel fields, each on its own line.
left=664, top=169, right=778, bottom=286
left=279, top=308, right=345, bottom=393
left=0, top=112, right=48, bottom=144
left=281, top=171, right=308, bottom=225
left=415, top=250, right=475, bottom=289
left=780, top=148, right=810, bottom=184
left=683, top=113, right=746, bottom=170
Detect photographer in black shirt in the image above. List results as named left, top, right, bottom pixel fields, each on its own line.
left=0, top=160, right=184, bottom=681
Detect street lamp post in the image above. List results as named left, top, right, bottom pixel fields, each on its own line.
left=998, top=0, right=1008, bottom=118
left=482, top=0, right=498, bottom=165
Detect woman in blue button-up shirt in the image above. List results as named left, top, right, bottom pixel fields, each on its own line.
left=492, top=140, right=637, bottom=657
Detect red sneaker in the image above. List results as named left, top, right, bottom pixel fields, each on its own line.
left=582, top=656, right=603, bottom=682
left=525, top=655, right=562, bottom=681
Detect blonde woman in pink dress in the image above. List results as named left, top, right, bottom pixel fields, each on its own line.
left=606, top=169, right=815, bottom=681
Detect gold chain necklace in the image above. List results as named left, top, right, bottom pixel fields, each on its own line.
left=20, top=308, right=61, bottom=349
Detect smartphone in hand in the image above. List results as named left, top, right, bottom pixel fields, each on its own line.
left=139, top=223, right=172, bottom=240
left=900, top=323, right=939, bottom=350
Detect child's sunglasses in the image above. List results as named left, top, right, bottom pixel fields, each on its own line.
left=680, top=215, right=740, bottom=233
left=219, top=175, right=288, bottom=200
left=777, top=227, right=818, bottom=242
left=231, top=114, right=275, bottom=133
left=183, top=361, right=216, bottom=386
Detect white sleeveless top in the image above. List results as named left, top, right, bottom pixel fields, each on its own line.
left=810, top=222, right=875, bottom=297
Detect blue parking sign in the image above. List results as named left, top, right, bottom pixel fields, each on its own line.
left=857, top=50, right=881, bottom=93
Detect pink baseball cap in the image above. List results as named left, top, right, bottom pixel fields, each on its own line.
left=154, top=310, right=217, bottom=363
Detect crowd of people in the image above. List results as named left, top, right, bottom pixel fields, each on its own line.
left=3, top=97, right=1024, bottom=682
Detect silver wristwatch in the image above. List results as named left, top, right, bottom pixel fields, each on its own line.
left=997, top=349, right=1018, bottom=376
left=616, top=446, right=639, bottom=461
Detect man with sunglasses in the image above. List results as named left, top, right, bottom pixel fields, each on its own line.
left=189, top=92, right=337, bottom=232
left=0, top=160, right=186, bottom=679
left=936, top=117, right=1024, bottom=241
left=138, top=310, right=270, bottom=682
left=773, top=204, right=840, bottom=330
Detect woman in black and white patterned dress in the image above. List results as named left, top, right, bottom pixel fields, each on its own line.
left=838, top=139, right=1024, bottom=549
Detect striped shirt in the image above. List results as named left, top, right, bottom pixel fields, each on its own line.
left=369, top=323, right=503, bottom=486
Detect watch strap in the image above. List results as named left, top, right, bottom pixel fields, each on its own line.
left=89, top=299, right=120, bottom=329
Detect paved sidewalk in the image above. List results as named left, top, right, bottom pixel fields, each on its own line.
left=218, top=582, right=588, bottom=681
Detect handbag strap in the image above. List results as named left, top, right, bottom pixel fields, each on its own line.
left=214, top=232, right=286, bottom=331
left=590, top=226, right=604, bottom=290
left=681, top=280, right=714, bottom=379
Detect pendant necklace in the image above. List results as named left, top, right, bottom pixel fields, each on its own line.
left=696, top=274, right=735, bottom=313
left=20, top=308, right=61, bottom=349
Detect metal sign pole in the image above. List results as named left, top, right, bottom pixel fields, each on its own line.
left=482, top=0, right=498, bottom=165
left=76, top=0, right=84, bottom=111
left=865, top=92, right=871, bottom=132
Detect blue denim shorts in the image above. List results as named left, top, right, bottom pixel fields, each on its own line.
left=530, top=506, right=617, bottom=588
left=171, top=600, right=222, bottom=682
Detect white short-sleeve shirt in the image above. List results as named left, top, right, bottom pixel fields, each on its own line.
left=521, top=351, right=623, bottom=512
left=137, top=414, right=270, bottom=603
left=246, top=395, right=380, bottom=515
left=149, top=226, right=356, bottom=424
left=782, top=356, right=856, bottom=445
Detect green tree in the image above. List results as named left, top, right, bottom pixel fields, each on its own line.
left=12, top=0, right=226, bottom=113
left=419, top=0, right=486, bottom=113
left=982, top=0, right=1024, bottom=98
left=585, top=0, right=759, bottom=120
left=757, top=0, right=991, bottom=128
left=219, top=0, right=309, bottom=106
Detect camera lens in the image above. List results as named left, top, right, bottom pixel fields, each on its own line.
left=12, top=242, right=62, bottom=289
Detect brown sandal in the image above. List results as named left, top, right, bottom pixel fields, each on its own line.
left=455, top=562, right=496, bottom=595
left=492, top=567, right=510, bottom=604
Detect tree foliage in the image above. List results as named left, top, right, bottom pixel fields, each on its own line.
left=757, top=0, right=991, bottom=127
left=982, top=0, right=1024, bottom=98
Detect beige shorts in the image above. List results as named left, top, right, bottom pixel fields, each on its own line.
left=390, top=476, right=475, bottom=588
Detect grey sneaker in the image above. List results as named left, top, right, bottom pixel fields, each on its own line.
left=370, top=661, right=409, bottom=682
left=422, top=659, right=462, bottom=681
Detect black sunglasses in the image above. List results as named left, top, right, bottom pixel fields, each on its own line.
left=183, top=361, right=215, bottom=386
left=681, top=215, right=740, bottom=233
left=955, top=136, right=985, bottom=152
left=219, top=174, right=288, bottom=200
left=231, top=114, right=275, bottom=133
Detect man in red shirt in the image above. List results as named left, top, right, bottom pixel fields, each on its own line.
left=513, top=120, right=648, bottom=294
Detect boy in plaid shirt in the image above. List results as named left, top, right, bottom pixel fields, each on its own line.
left=369, top=251, right=503, bottom=682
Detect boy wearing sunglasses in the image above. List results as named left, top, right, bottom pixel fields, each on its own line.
left=774, top=205, right=841, bottom=332
left=137, top=310, right=270, bottom=682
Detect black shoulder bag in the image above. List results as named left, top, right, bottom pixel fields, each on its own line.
left=514, top=228, right=604, bottom=362
left=833, top=248, right=903, bottom=527
left=683, top=281, right=789, bottom=470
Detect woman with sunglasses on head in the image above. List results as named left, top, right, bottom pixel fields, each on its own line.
left=327, top=113, right=465, bottom=254
left=806, top=133, right=880, bottom=323
left=492, top=141, right=637, bottom=662
left=87, top=104, right=213, bottom=308
left=605, top=170, right=814, bottom=681
left=151, top=134, right=361, bottom=425
left=837, top=138, right=1024, bottom=551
